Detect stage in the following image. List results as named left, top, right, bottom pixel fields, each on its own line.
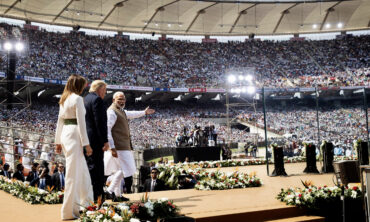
left=0, top=162, right=331, bottom=221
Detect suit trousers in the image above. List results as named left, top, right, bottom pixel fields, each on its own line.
left=86, top=146, right=105, bottom=201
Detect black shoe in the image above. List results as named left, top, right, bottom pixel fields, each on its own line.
left=105, top=191, right=115, bottom=200
left=113, top=196, right=130, bottom=202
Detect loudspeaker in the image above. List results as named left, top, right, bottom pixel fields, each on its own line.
left=152, top=32, right=155, bottom=36
left=333, top=160, right=360, bottom=185
left=358, top=142, right=369, bottom=165
left=271, top=146, right=287, bottom=176
left=322, top=142, right=334, bottom=173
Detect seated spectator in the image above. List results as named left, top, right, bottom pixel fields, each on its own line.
left=51, top=163, right=65, bottom=191
left=26, top=162, right=40, bottom=186
left=142, top=168, right=166, bottom=192
left=12, top=163, right=25, bottom=182
left=0, top=163, right=11, bottom=179
left=38, top=160, right=51, bottom=189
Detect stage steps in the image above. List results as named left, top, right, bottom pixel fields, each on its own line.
left=194, top=206, right=325, bottom=222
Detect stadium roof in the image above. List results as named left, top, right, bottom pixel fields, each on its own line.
left=0, top=0, right=369, bottom=36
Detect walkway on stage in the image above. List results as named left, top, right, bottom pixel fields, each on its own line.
left=0, top=162, right=333, bottom=222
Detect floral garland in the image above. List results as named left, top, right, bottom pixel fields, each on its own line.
left=194, top=171, right=262, bottom=190
left=277, top=185, right=362, bottom=210
left=156, top=165, right=262, bottom=190
left=79, top=197, right=180, bottom=222
left=158, top=156, right=356, bottom=171
left=0, top=175, right=63, bottom=204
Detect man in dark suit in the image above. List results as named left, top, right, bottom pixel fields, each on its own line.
left=51, top=163, right=65, bottom=191
left=38, top=162, right=52, bottom=190
left=84, top=80, right=109, bottom=202
left=143, top=168, right=166, bottom=192
left=12, top=163, right=25, bottom=182
left=26, top=162, right=40, bottom=186
left=0, top=163, right=11, bottom=179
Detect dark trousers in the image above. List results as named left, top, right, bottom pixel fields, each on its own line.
left=86, top=149, right=105, bottom=201
left=124, top=176, right=133, bottom=193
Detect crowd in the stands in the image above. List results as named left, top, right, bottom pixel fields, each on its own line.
left=0, top=23, right=369, bottom=88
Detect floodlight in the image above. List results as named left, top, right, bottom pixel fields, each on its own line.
left=238, top=75, right=244, bottom=81
left=4, top=42, right=12, bottom=51
left=245, top=75, right=253, bottom=81
left=235, top=88, right=241, bottom=94
left=15, top=42, right=24, bottom=52
left=337, top=23, right=343, bottom=28
left=228, top=75, right=236, bottom=83
left=241, top=87, right=247, bottom=93
left=230, top=88, right=235, bottom=93
left=325, top=23, right=331, bottom=29
left=247, top=86, right=256, bottom=94
left=312, top=24, right=317, bottom=29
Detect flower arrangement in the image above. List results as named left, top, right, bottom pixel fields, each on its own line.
left=277, top=183, right=362, bottom=210
left=0, top=175, right=63, bottom=204
left=194, top=170, right=262, bottom=190
left=79, top=195, right=180, bottom=222
left=156, top=164, right=262, bottom=191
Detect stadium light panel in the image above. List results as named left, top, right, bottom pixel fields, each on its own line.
left=15, top=42, right=24, bottom=51
left=337, top=23, right=343, bottom=28
left=245, top=75, right=253, bottom=81
left=312, top=24, right=317, bottom=29
left=4, top=42, right=12, bottom=51
left=238, top=75, right=244, bottom=81
left=241, top=87, right=247, bottom=93
left=325, top=23, right=331, bottom=29
left=247, top=86, right=256, bottom=94
left=227, top=75, right=236, bottom=83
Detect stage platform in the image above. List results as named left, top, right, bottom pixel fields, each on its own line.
left=0, top=162, right=331, bottom=222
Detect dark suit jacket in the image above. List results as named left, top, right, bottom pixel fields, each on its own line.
left=38, top=175, right=52, bottom=189
left=143, top=178, right=166, bottom=192
left=0, top=170, right=11, bottom=179
left=51, top=172, right=65, bottom=191
left=84, top=92, right=108, bottom=152
left=12, top=171, right=25, bottom=182
left=26, top=171, right=39, bottom=186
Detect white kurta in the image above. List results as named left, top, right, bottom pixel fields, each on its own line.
left=106, top=109, right=145, bottom=178
left=55, top=93, right=93, bottom=220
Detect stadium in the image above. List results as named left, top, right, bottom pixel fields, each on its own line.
left=0, top=0, right=369, bottom=221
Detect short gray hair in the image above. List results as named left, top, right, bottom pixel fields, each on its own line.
left=113, top=91, right=124, bottom=99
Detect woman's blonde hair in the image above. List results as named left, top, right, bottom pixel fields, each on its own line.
left=89, top=80, right=107, bottom=93
left=59, top=74, right=87, bottom=105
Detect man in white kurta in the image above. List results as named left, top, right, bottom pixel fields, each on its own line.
left=107, top=92, right=154, bottom=194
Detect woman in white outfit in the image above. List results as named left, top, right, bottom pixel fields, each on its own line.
left=55, top=74, right=94, bottom=220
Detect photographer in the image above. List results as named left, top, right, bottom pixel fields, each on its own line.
left=178, top=171, right=198, bottom=189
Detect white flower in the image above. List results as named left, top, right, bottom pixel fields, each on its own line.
left=86, top=211, right=96, bottom=216
left=112, top=214, right=123, bottom=221
left=117, top=203, right=129, bottom=211
left=37, top=188, right=47, bottom=194
left=351, top=190, right=357, bottom=198
left=129, top=219, right=141, bottom=222
left=158, top=197, right=169, bottom=202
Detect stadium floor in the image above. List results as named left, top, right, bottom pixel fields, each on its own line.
left=0, top=162, right=334, bottom=222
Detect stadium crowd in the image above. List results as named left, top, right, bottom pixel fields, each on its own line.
left=0, top=23, right=368, bottom=88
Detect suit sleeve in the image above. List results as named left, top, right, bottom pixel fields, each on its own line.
left=76, top=96, right=90, bottom=146
left=143, top=179, right=149, bottom=192
left=92, top=97, right=108, bottom=145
